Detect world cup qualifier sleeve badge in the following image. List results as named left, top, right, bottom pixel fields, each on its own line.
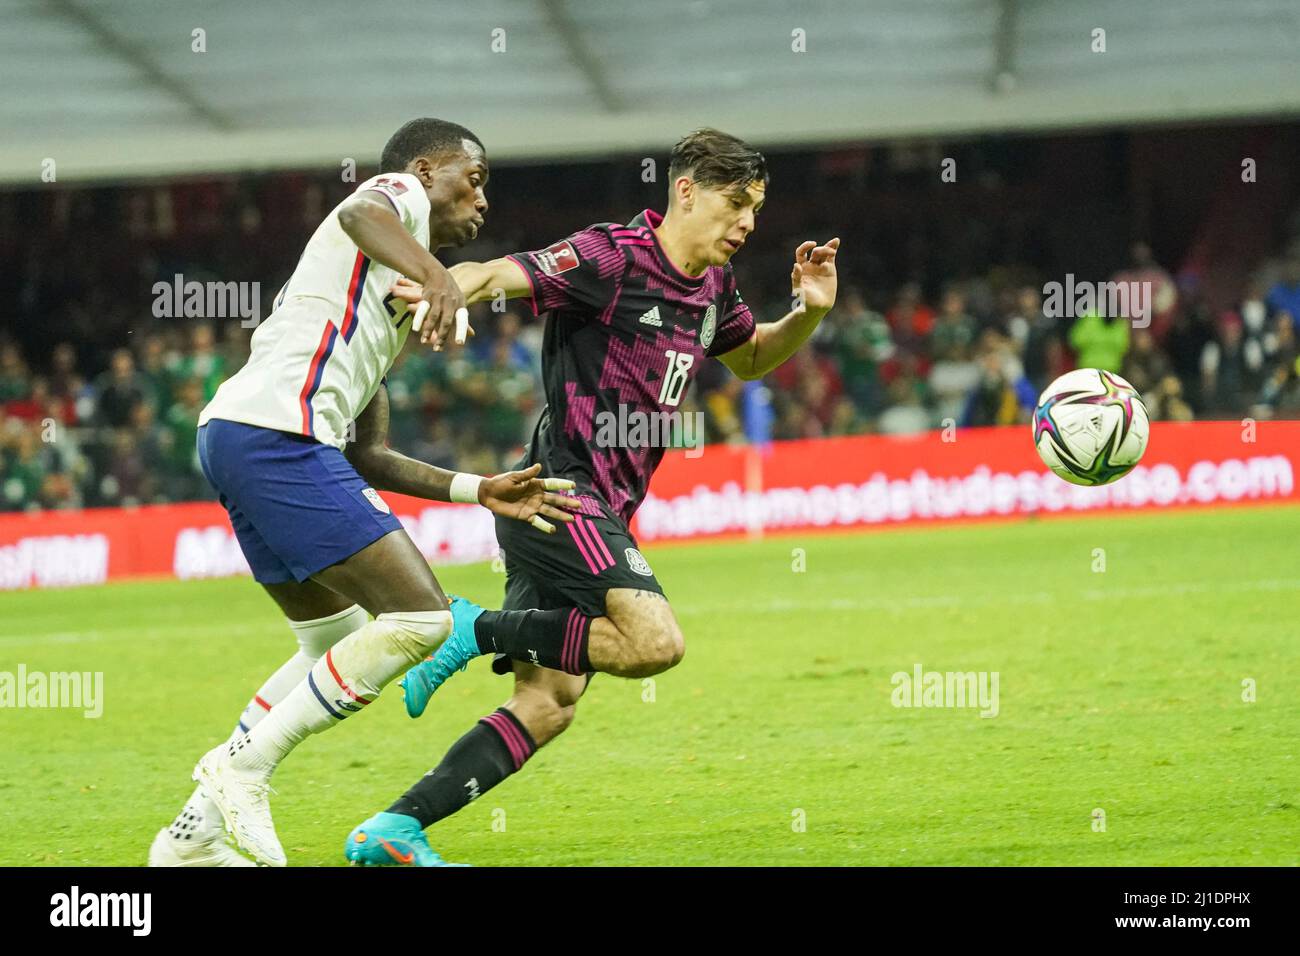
left=624, top=547, right=653, bottom=576
left=535, top=239, right=579, bottom=276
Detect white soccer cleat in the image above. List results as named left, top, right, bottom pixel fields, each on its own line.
left=147, top=826, right=257, bottom=867
left=193, top=744, right=286, bottom=867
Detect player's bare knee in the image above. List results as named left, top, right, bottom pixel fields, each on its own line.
left=627, top=622, right=685, bottom=676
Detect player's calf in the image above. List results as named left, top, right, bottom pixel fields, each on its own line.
left=504, top=666, right=587, bottom=745
left=373, top=662, right=587, bottom=849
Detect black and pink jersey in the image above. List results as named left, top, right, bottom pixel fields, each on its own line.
left=508, top=208, right=755, bottom=522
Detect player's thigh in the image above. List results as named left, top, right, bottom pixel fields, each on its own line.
left=604, top=587, right=684, bottom=656
left=311, top=528, right=447, bottom=616
left=262, top=578, right=358, bottom=623
left=494, top=505, right=663, bottom=618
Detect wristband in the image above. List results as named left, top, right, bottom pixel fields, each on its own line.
left=450, top=472, right=484, bottom=504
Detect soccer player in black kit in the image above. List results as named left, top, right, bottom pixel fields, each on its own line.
left=346, top=129, right=839, bottom=865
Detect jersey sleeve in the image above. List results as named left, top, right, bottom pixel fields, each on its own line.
left=357, top=173, right=431, bottom=238
left=506, top=225, right=624, bottom=316
left=707, top=277, right=757, bottom=357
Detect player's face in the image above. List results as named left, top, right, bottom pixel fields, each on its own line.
left=689, top=180, right=765, bottom=266
left=423, top=139, right=489, bottom=247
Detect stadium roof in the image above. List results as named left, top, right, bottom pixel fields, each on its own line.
left=3, top=0, right=1299, bottom=184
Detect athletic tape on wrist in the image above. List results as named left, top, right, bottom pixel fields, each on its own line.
left=450, top=472, right=484, bottom=504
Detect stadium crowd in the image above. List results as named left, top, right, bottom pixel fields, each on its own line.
left=3, top=157, right=1300, bottom=513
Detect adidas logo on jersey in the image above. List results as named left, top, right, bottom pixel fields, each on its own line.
left=639, top=306, right=663, bottom=327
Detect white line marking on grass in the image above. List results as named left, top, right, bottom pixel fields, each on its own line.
left=0, top=622, right=278, bottom=647
left=681, top=578, right=1300, bottom=615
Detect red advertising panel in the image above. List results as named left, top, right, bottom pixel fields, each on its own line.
left=0, top=422, right=1294, bottom=590
left=633, top=421, right=1298, bottom=541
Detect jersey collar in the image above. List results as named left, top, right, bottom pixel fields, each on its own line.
left=630, top=209, right=707, bottom=287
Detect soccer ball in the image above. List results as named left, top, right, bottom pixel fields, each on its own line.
left=1032, top=369, right=1150, bottom=486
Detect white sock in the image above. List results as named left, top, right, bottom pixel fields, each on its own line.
left=171, top=604, right=368, bottom=841
left=235, top=610, right=452, bottom=768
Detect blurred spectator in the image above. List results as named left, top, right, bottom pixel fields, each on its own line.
left=160, top=377, right=207, bottom=500
left=960, top=333, right=1035, bottom=427
left=1147, top=374, right=1195, bottom=421
left=137, top=333, right=176, bottom=412
left=48, top=343, right=85, bottom=417
left=824, top=288, right=893, bottom=415
left=1199, top=314, right=1265, bottom=414
left=1112, top=242, right=1178, bottom=341
left=929, top=286, right=976, bottom=362
left=1253, top=316, right=1300, bottom=416
left=478, top=338, right=540, bottom=459
left=1, top=426, right=46, bottom=511
left=769, top=349, right=843, bottom=438
left=1164, top=287, right=1217, bottom=408
left=876, top=360, right=932, bottom=435
left=170, top=323, right=227, bottom=401
left=100, top=403, right=165, bottom=506
left=1121, top=329, right=1172, bottom=396
left=0, top=343, right=30, bottom=402
left=704, top=377, right=745, bottom=444
left=94, top=349, right=149, bottom=428
left=1068, top=310, right=1129, bottom=373
left=886, top=281, right=935, bottom=355
left=1265, top=256, right=1300, bottom=329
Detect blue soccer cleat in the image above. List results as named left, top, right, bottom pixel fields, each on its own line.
left=400, top=596, right=486, bottom=718
left=344, top=812, right=467, bottom=867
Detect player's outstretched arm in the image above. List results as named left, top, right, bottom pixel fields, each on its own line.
left=449, top=258, right=532, bottom=305
left=344, top=386, right=582, bottom=532
left=338, top=192, right=467, bottom=350
left=719, top=237, right=840, bottom=381
left=390, top=257, right=531, bottom=311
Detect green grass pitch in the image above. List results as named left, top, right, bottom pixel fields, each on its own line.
left=2, top=505, right=1297, bottom=866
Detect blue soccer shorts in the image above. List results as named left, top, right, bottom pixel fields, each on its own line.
left=196, top=418, right=404, bottom=585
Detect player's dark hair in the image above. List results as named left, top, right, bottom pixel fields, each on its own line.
left=668, top=128, right=769, bottom=194
left=380, top=118, right=484, bottom=173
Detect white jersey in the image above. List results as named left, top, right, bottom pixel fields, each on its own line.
left=200, top=173, right=430, bottom=449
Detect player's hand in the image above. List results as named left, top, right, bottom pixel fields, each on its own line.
left=791, top=237, right=840, bottom=318
left=477, top=463, right=582, bottom=534
left=391, top=276, right=477, bottom=346
left=389, top=269, right=472, bottom=351
left=419, top=262, right=467, bottom=351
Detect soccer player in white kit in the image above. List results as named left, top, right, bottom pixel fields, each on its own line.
left=148, top=118, right=580, bottom=867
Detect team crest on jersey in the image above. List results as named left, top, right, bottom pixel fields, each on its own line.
left=362, top=487, right=391, bottom=514
left=624, top=547, right=653, bottom=576
left=700, top=305, right=718, bottom=350
left=536, top=240, right=580, bottom=276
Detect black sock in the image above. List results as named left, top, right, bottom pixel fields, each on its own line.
left=474, top=607, right=592, bottom=674
left=387, top=708, right=538, bottom=829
